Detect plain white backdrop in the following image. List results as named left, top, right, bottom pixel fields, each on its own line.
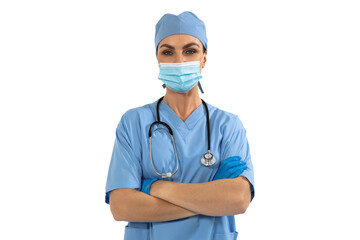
left=1, top=0, right=359, bottom=239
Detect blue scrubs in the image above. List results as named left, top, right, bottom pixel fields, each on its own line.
left=105, top=99, right=255, bottom=240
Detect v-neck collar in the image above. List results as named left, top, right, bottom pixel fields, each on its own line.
left=156, top=99, right=205, bottom=139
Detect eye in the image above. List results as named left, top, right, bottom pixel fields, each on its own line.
left=185, top=49, right=197, bottom=55
left=162, top=50, right=173, bottom=55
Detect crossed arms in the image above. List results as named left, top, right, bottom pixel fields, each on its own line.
left=109, top=176, right=252, bottom=222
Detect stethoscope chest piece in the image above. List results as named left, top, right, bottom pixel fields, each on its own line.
left=201, top=151, right=216, bottom=167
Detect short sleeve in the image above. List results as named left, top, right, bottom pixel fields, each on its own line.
left=105, top=113, right=142, bottom=204
left=221, top=116, right=255, bottom=202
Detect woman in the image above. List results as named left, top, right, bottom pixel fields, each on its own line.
left=105, top=11, right=255, bottom=240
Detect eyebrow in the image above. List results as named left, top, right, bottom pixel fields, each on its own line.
left=159, top=42, right=201, bottom=50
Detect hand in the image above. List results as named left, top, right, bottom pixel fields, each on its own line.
left=140, top=178, right=160, bottom=195
left=213, top=156, right=247, bottom=181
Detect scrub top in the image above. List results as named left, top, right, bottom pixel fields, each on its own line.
left=105, top=98, right=255, bottom=240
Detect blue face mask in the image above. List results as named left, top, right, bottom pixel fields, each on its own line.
left=158, top=61, right=202, bottom=93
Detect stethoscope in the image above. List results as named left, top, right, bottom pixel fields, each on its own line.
left=148, top=96, right=216, bottom=179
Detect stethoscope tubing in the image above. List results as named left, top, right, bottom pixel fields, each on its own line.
left=149, top=96, right=210, bottom=149
left=148, top=96, right=214, bottom=178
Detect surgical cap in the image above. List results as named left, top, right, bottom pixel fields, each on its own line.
left=155, top=11, right=208, bottom=55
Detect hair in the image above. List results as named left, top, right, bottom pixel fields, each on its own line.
left=202, top=44, right=207, bottom=53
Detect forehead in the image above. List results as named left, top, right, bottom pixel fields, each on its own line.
left=159, top=34, right=202, bottom=48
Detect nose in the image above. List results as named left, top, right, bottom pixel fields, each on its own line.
left=174, top=52, right=185, bottom=63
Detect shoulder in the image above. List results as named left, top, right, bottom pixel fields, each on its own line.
left=122, top=103, right=153, bottom=120
left=206, top=102, right=245, bottom=130
left=117, top=101, right=156, bottom=129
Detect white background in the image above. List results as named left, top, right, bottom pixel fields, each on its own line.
left=1, top=0, right=359, bottom=239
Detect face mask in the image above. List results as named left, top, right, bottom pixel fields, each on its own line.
left=158, top=61, right=202, bottom=93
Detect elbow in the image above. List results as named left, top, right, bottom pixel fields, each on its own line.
left=109, top=192, right=128, bottom=222
left=108, top=188, right=135, bottom=222
left=113, top=214, right=123, bottom=222
left=110, top=203, right=128, bottom=221
left=236, top=203, right=249, bottom=214
left=110, top=197, right=133, bottom=222
left=234, top=194, right=250, bottom=215
left=110, top=202, right=124, bottom=221
left=112, top=213, right=121, bottom=221
left=234, top=202, right=248, bottom=215
left=233, top=177, right=252, bottom=214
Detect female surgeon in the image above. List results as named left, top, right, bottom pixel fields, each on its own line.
left=105, top=11, right=255, bottom=240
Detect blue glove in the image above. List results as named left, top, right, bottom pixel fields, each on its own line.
left=213, top=156, right=247, bottom=181
left=141, top=178, right=160, bottom=195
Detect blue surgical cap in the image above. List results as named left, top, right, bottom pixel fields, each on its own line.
left=155, top=11, right=207, bottom=55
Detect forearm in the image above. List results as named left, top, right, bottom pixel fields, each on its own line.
left=150, top=177, right=251, bottom=216
left=109, top=188, right=198, bottom=222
